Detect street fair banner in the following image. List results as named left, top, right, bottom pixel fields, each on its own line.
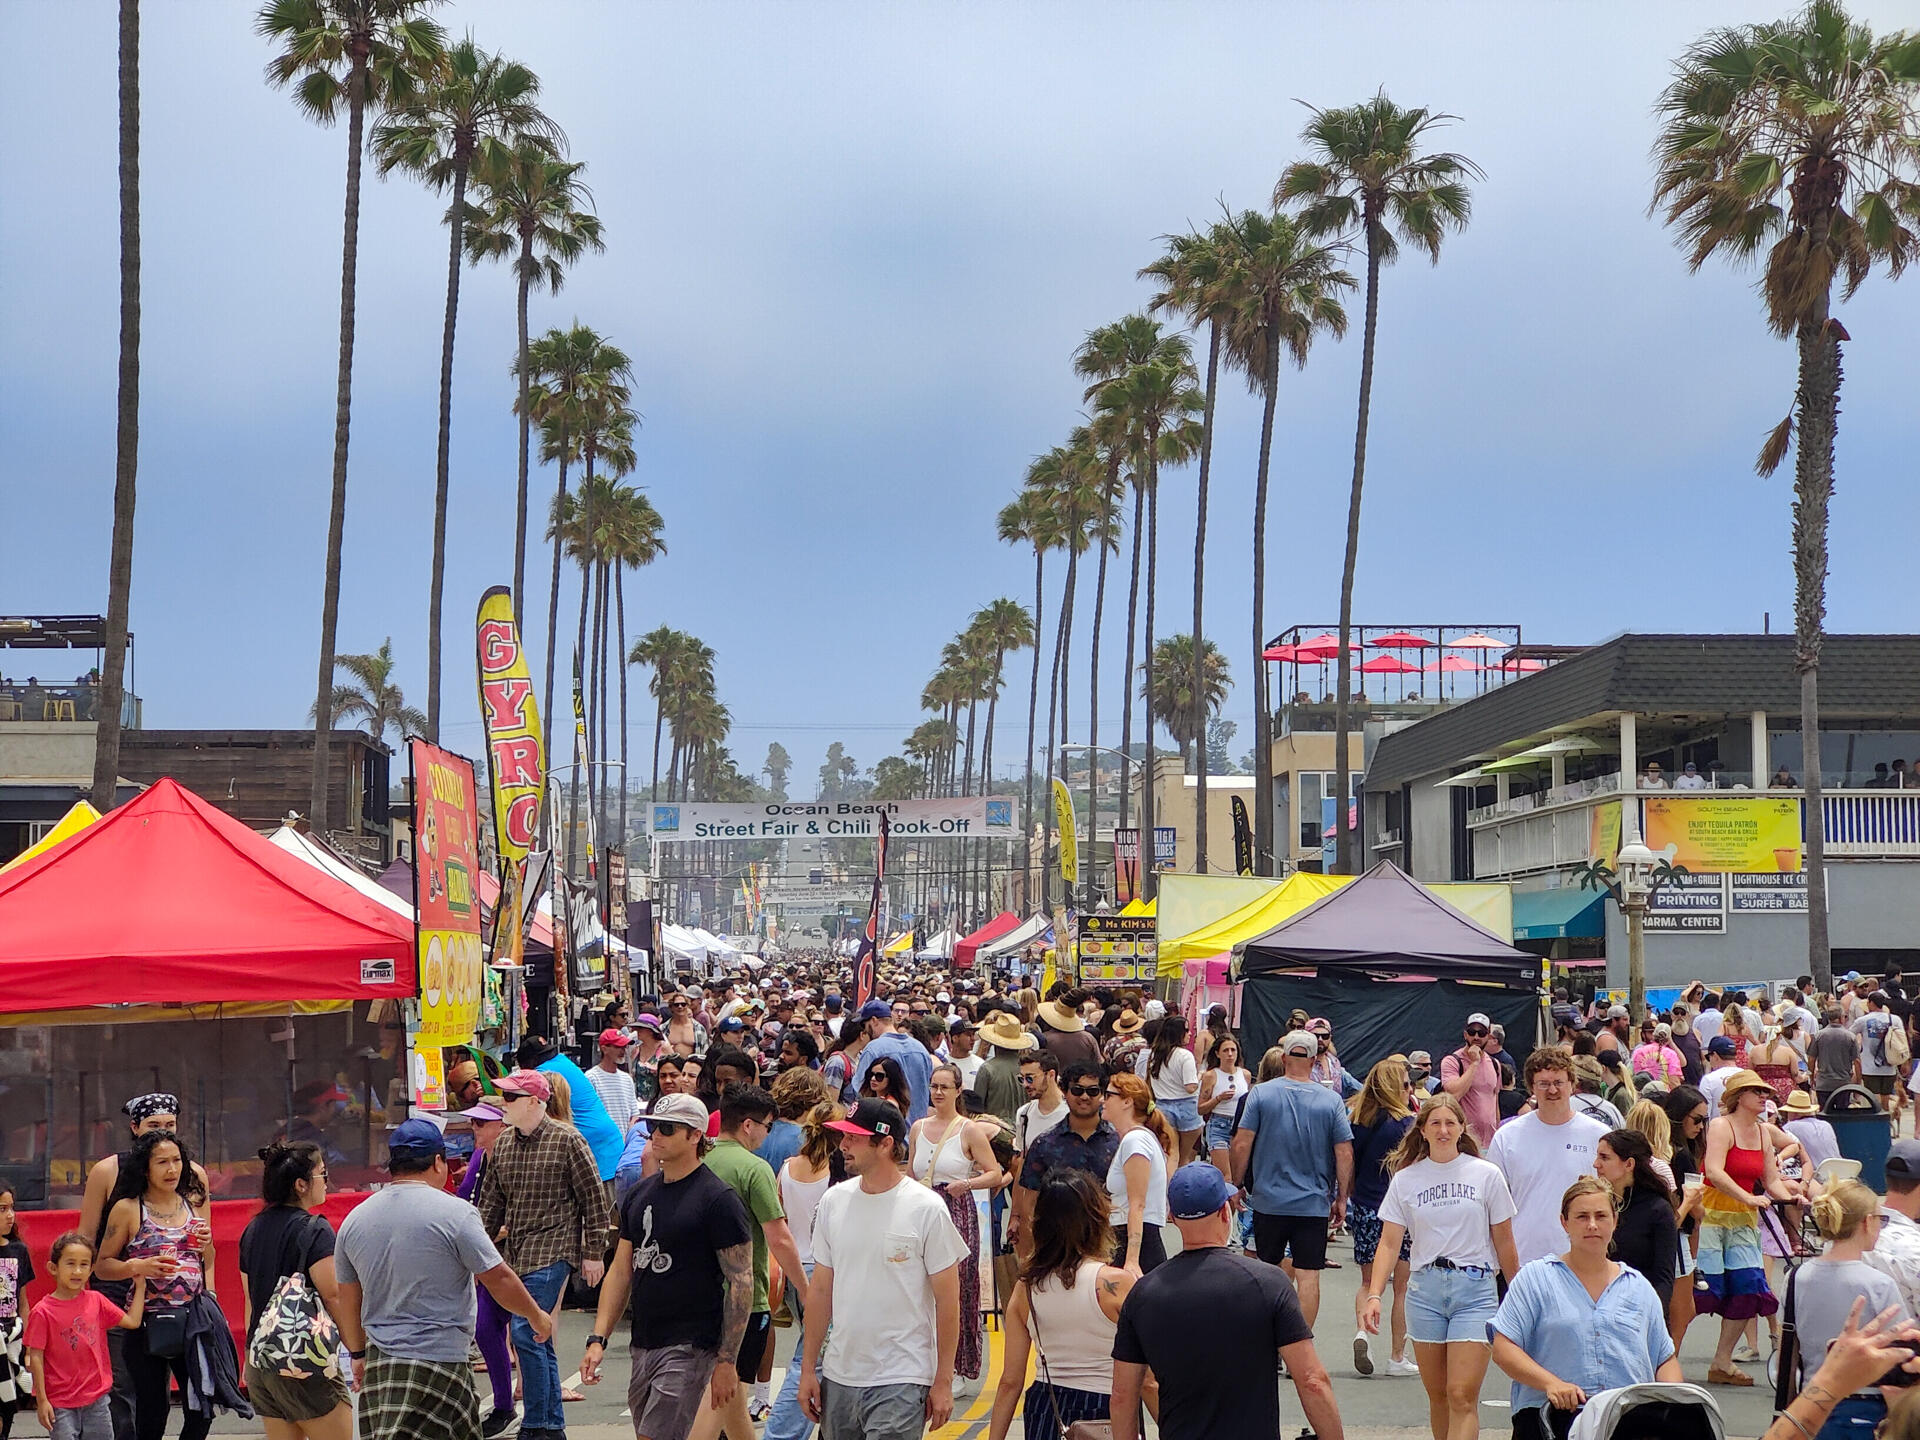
left=408, top=740, right=484, bottom=1048
left=1644, top=796, right=1802, bottom=873
left=1113, top=829, right=1140, bottom=904
left=646, top=797, right=1015, bottom=842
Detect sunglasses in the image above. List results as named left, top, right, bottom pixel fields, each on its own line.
left=1465, top=1027, right=1489, bottom=1037
left=1689, top=1111, right=1708, bottom=1124
left=652, top=1121, right=692, bottom=1139
left=1068, top=1085, right=1103, bottom=1098
left=1102, top=1089, right=1124, bottom=1100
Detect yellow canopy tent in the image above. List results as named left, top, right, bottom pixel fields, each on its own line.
left=882, top=931, right=915, bottom=958
left=0, top=801, right=101, bottom=874
left=1118, top=896, right=1155, bottom=918
left=1157, top=873, right=1348, bottom=973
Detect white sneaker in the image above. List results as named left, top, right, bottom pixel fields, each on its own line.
left=1353, top=1331, right=1374, bottom=1376
left=1389, top=1356, right=1422, bottom=1378
left=1732, top=1341, right=1763, bottom=1363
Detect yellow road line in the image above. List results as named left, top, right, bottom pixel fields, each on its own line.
left=932, top=1325, right=1027, bottom=1438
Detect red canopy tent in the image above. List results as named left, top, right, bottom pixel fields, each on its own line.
left=0, top=777, right=416, bottom=1011
left=952, top=911, right=1021, bottom=971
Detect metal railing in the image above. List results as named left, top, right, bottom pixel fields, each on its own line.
left=0, top=683, right=139, bottom=727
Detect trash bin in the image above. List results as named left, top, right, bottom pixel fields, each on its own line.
left=1824, top=1084, right=1893, bottom=1192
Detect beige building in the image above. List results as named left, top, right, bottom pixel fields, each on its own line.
left=1145, top=756, right=1258, bottom=876
left=1271, top=726, right=1366, bottom=871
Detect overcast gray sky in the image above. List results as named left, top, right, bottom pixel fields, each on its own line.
left=5, top=1, right=1917, bottom=794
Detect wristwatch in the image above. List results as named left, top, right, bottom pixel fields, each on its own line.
left=346, top=1348, right=367, bottom=1360
left=585, top=1335, right=607, bottom=1349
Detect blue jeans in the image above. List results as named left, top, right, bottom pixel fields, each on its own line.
left=765, top=1263, right=816, bottom=1440
left=512, top=1260, right=572, bottom=1433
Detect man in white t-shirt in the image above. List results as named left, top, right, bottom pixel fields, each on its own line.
left=799, top=1098, right=967, bottom=1438
left=1698, top=1036, right=1741, bottom=1113
left=1013, top=1051, right=1067, bottom=1154
left=1852, top=991, right=1899, bottom=1108
left=1693, top=998, right=1725, bottom=1045
left=1484, top=1047, right=1610, bottom=1265
left=946, top=1019, right=984, bottom=1088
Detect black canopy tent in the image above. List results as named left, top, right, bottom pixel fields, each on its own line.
left=1236, top=861, right=1545, bottom=1074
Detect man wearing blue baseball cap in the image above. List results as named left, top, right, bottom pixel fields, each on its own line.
left=852, top=998, right=935, bottom=1122
left=334, top=1119, right=554, bottom=1440
left=1113, top=1163, right=1342, bottom=1440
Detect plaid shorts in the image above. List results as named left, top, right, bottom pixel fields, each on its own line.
left=360, top=1347, right=481, bottom=1440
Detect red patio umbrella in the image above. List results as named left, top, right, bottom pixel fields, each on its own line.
left=1425, top=655, right=1483, bottom=672
left=1359, top=655, right=1421, bottom=673
left=1294, top=633, right=1358, bottom=656
left=1367, top=631, right=1435, bottom=648
left=1263, top=644, right=1302, bottom=662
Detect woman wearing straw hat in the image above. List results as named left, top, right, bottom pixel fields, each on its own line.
left=1697, top=1068, right=1795, bottom=1385
left=1034, top=991, right=1101, bottom=1073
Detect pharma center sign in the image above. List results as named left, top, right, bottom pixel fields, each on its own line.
left=646, top=798, right=1016, bottom=843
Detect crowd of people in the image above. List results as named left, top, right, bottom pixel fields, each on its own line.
left=30, top=962, right=1920, bottom=1440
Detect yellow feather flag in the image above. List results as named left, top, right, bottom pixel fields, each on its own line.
left=1053, top=778, right=1078, bottom=885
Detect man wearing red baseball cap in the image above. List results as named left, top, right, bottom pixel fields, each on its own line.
left=797, top=1100, right=968, bottom=1436
left=478, top=1070, right=615, bottom=1440
left=587, top=1029, right=639, bottom=1134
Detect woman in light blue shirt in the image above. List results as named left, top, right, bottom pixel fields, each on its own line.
left=1491, top=1175, right=1681, bottom=1440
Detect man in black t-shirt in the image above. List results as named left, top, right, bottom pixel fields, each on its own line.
left=581, top=1095, right=753, bottom=1440
left=1114, top=1164, right=1344, bottom=1440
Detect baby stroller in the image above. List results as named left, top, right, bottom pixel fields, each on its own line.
left=1565, top=1384, right=1725, bottom=1440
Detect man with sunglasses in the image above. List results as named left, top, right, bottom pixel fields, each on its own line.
left=1439, top=1012, right=1501, bottom=1147
left=1010, top=1062, right=1117, bottom=1259
left=583, top=1094, right=755, bottom=1440
left=665, top=994, right=708, bottom=1057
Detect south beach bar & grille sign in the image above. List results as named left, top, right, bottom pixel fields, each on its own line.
left=646, top=798, right=1017, bottom=842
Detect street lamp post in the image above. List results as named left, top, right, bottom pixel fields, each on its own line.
left=1616, top=835, right=1657, bottom=1022
left=1058, top=744, right=1136, bottom=911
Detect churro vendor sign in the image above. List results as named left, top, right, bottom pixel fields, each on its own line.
left=409, top=739, right=485, bottom=1051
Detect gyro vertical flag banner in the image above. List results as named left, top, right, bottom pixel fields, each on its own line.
left=852, top=810, right=890, bottom=1012
left=476, top=587, right=545, bottom=965
left=1231, top=796, right=1255, bottom=877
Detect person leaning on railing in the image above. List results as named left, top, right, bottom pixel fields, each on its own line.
left=1765, top=1300, right=1920, bottom=1440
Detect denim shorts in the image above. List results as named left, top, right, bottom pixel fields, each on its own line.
left=1155, top=1095, right=1201, bottom=1133
left=1206, top=1112, right=1237, bottom=1152
left=1405, top=1263, right=1498, bottom=1345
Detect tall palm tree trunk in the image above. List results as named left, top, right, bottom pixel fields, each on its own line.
left=541, top=446, right=570, bottom=765
left=1251, top=332, right=1281, bottom=878
left=92, top=0, right=139, bottom=813
left=1117, top=484, right=1145, bottom=890
left=1022, top=552, right=1046, bottom=912
left=650, top=687, right=665, bottom=801
left=1334, top=223, right=1382, bottom=875
left=1058, top=537, right=1079, bottom=751
left=1193, top=320, right=1220, bottom=874
left=1043, top=564, right=1069, bottom=912
left=424, top=156, right=470, bottom=741
left=512, top=239, right=532, bottom=633
left=1141, top=434, right=1161, bottom=901
left=1086, top=508, right=1112, bottom=905
left=615, top=565, right=630, bottom=888
left=567, top=558, right=589, bottom=877
left=1793, top=306, right=1842, bottom=990
left=309, top=54, right=370, bottom=831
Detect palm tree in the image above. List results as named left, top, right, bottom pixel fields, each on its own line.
left=1218, top=210, right=1354, bottom=874
left=311, top=637, right=428, bottom=744
left=1280, top=91, right=1480, bottom=873
left=1076, top=316, right=1191, bottom=868
left=630, top=627, right=698, bottom=800
left=372, top=39, right=557, bottom=741
left=1654, top=0, right=1920, bottom=990
left=524, top=324, right=632, bottom=760
left=464, top=140, right=604, bottom=634
left=91, top=0, right=140, bottom=813
left=1147, top=635, right=1232, bottom=772
left=997, top=486, right=1062, bottom=909
left=1096, top=354, right=1203, bottom=894
left=257, top=0, right=445, bottom=829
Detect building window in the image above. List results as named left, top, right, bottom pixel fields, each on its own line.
left=1298, top=772, right=1322, bottom=852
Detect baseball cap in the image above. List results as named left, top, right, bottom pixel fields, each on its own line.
left=598, top=1028, right=632, bottom=1048
left=1282, top=1030, right=1317, bottom=1058
left=936, top=992, right=952, bottom=1003
left=456, top=1102, right=505, bottom=1123
left=824, top=994, right=844, bottom=1012
left=1167, top=1162, right=1239, bottom=1220
left=948, top=1016, right=977, bottom=1033
left=496, top=1068, right=553, bottom=1103
left=716, top=1017, right=747, bottom=1033
left=827, top=1098, right=907, bottom=1141
left=857, top=999, right=894, bottom=1021
left=649, top=1094, right=710, bottom=1131
left=1306, top=1017, right=1331, bottom=1035
left=1888, top=1140, right=1920, bottom=1180
left=1607, top=1004, right=1630, bottom=1020
left=1465, top=1012, right=1492, bottom=1029
left=388, top=1117, right=447, bottom=1161
left=1706, top=1036, right=1738, bottom=1058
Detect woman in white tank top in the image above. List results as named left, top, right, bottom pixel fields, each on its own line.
left=907, top=1064, right=1005, bottom=1382
left=987, top=1170, right=1138, bottom=1440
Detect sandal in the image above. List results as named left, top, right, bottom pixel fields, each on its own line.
left=1706, top=1365, right=1755, bottom=1387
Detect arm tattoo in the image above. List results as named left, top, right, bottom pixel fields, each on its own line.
left=717, top=1241, right=753, bottom=1363
left=1098, top=1276, right=1121, bottom=1300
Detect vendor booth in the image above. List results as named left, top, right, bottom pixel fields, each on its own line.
left=953, top=912, right=1021, bottom=971
left=0, top=778, right=422, bottom=1346
left=1237, top=861, right=1543, bottom=1072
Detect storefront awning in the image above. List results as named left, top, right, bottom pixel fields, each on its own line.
left=1511, top=887, right=1605, bottom=941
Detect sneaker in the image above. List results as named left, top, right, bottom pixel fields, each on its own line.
left=481, top=1411, right=519, bottom=1440
left=1731, top=1340, right=1763, bottom=1363
left=1389, top=1356, right=1421, bottom=1378
left=1353, top=1331, right=1374, bottom=1377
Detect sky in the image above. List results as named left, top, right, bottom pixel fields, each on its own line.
left=5, top=1, right=1919, bottom=798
